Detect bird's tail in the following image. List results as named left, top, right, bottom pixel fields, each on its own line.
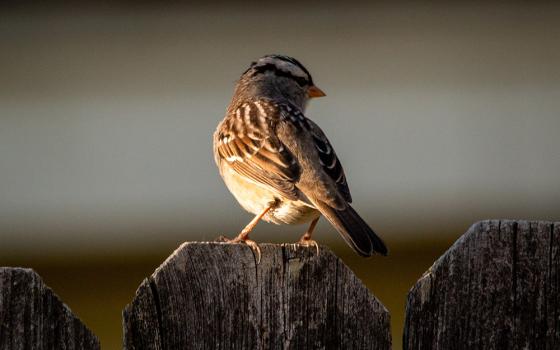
left=314, top=201, right=388, bottom=257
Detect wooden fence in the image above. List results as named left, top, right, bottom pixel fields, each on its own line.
left=0, top=220, right=558, bottom=349
left=0, top=267, right=100, bottom=350
left=404, top=220, right=560, bottom=349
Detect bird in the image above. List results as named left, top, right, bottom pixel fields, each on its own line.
left=213, top=54, right=387, bottom=259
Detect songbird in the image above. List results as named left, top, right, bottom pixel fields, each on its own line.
left=213, top=55, right=387, bottom=258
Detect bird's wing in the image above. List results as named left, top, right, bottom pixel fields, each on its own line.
left=304, top=118, right=352, bottom=203
left=275, top=106, right=388, bottom=256
left=214, top=101, right=301, bottom=200
left=274, top=104, right=351, bottom=206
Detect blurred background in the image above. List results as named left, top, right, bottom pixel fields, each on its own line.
left=1, top=1, right=559, bottom=348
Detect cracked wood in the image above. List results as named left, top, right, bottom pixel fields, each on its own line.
left=0, top=267, right=100, bottom=350
left=123, top=243, right=390, bottom=349
left=403, top=220, right=560, bottom=350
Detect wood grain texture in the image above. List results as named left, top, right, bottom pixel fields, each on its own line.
left=403, top=220, right=560, bottom=350
left=123, top=243, right=390, bottom=350
left=0, top=267, right=100, bottom=350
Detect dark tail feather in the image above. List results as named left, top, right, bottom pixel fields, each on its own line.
left=315, top=201, right=388, bottom=257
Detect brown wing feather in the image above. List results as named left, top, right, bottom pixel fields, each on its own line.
left=215, top=101, right=300, bottom=200
left=305, top=119, right=352, bottom=203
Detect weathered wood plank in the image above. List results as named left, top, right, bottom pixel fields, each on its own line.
left=0, top=267, right=100, bottom=350
left=123, top=243, right=390, bottom=349
left=403, top=220, right=560, bottom=350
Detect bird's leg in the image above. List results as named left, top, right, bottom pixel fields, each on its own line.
left=226, top=205, right=272, bottom=263
left=297, top=217, right=320, bottom=255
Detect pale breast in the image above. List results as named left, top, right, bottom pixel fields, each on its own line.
left=220, top=163, right=320, bottom=225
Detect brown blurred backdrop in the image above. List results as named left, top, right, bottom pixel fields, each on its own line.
left=1, top=2, right=559, bottom=349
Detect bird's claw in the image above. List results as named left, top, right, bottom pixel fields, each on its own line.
left=298, top=238, right=320, bottom=256
left=215, top=235, right=229, bottom=242
left=243, top=239, right=262, bottom=264
left=220, top=235, right=261, bottom=264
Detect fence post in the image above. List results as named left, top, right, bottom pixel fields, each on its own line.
left=123, top=242, right=391, bottom=349
left=403, top=220, right=560, bottom=349
left=0, top=267, right=100, bottom=350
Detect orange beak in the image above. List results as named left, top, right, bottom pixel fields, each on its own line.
left=308, top=85, right=326, bottom=98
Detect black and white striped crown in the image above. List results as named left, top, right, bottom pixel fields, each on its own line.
left=243, top=54, right=314, bottom=87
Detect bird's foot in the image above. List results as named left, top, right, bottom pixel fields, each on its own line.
left=297, top=237, right=320, bottom=256
left=241, top=238, right=261, bottom=264
left=220, top=234, right=261, bottom=264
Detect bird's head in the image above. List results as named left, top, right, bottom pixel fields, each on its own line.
left=236, top=55, right=325, bottom=109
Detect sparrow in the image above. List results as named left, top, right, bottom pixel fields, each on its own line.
left=213, top=55, right=387, bottom=259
